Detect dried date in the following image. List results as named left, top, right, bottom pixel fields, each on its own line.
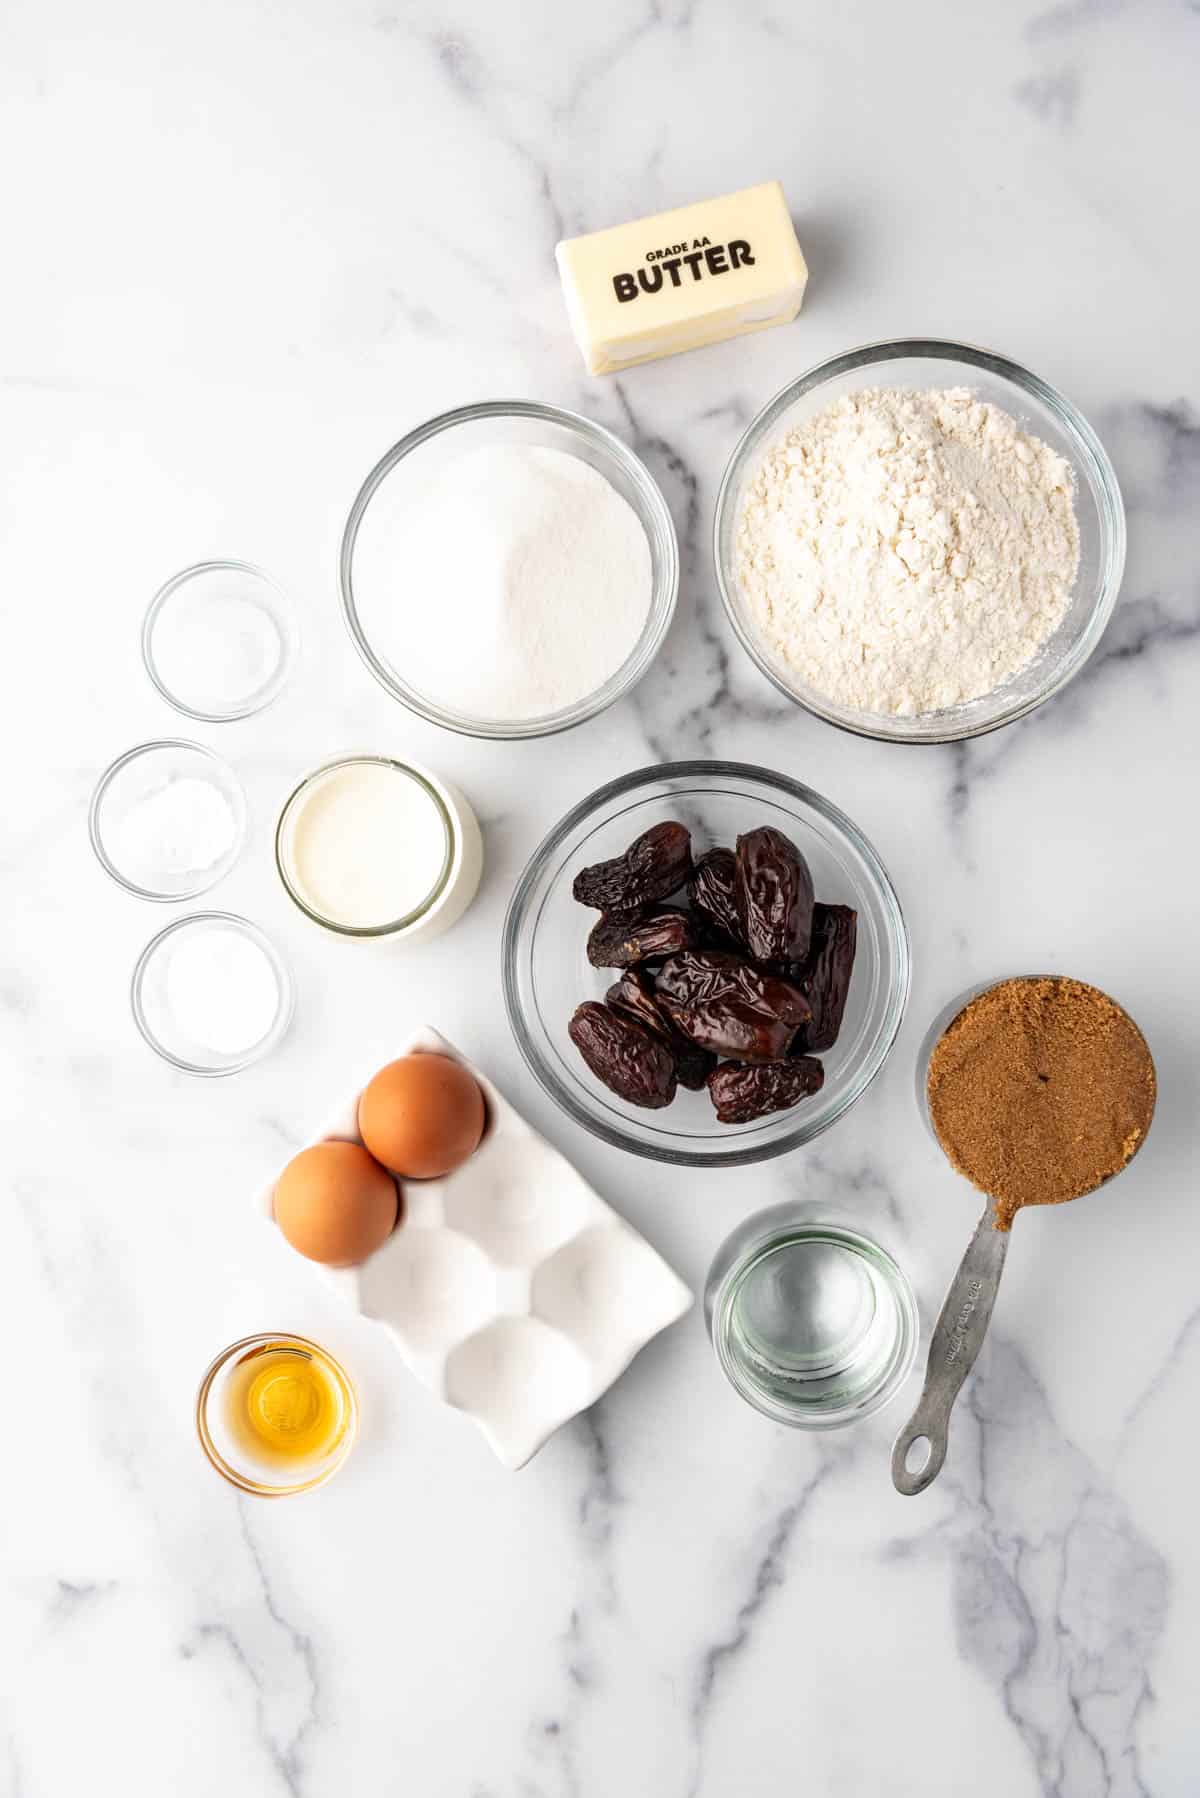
left=573, top=821, right=693, bottom=913
left=707, top=1057, right=825, bottom=1124
left=586, top=906, right=699, bottom=969
left=656, top=950, right=811, bottom=1027
left=606, top=969, right=716, bottom=1091
left=795, top=903, right=858, bottom=1052
left=567, top=811, right=849, bottom=1118
left=687, top=847, right=744, bottom=948
left=568, top=1002, right=677, bottom=1109
left=659, top=995, right=798, bottom=1065
left=656, top=948, right=810, bottom=1064
left=734, top=826, right=815, bottom=964
left=669, top=1040, right=718, bottom=1093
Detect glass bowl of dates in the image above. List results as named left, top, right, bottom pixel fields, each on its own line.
left=502, top=761, right=910, bottom=1167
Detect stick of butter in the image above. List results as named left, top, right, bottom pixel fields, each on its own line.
left=555, top=181, right=807, bottom=376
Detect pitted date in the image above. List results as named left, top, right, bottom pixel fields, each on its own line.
left=796, top=903, right=858, bottom=1052
left=656, top=951, right=810, bottom=1064
left=688, top=847, right=744, bottom=947
left=606, top=969, right=716, bottom=1091
left=707, top=1056, right=825, bottom=1123
left=586, top=906, right=698, bottom=969
left=573, top=821, right=693, bottom=912
left=656, top=950, right=811, bottom=1028
left=605, top=967, right=673, bottom=1040
left=735, top=826, right=815, bottom=964
left=660, top=994, right=799, bottom=1065
left=567, top=811, right=847, bottom=1122
left=568, top=1002, right=677, bottom=1109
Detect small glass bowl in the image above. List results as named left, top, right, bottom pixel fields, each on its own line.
left=143, top=560, right=298, bottom=722
left=714, top=338, right=1125, bottom=744
left=502, top=760, right=910, bottom=1168
left=339, top=400, right=679, bottom=740
left=705, top=1204, right=919, bottom=1429
left=196, top=1333, right=358, bottom=1497
left=131, top=911, right=295, bottom=1075
left=89, top=739, right=246, bottom=901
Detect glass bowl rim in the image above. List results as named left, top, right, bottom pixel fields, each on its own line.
left=274, top=753, right=458, bottom=939
left=501, top=758, right=911, bottom=1168
left=713, top=336, right=1126, bottom=746
left=141, top=558, right=299, bottom=724
left=338, top=398, right=680, bottom=742
left=130, top=909, right=295, bottom=1076
left=88, top=737, right=248, bottom=902
left=195, top=1331, right=358, bottom=1497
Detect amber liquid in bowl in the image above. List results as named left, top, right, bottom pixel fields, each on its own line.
left=224, top=1343, right=348, bottom=1466
left=197, top=1334, right=357, bottom=1495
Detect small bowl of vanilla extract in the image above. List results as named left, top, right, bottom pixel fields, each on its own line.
left=196, top=1333, right=358, bottom=1497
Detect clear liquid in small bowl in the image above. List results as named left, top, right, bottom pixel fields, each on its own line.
left=710, top=1219, right=918, bottom=1428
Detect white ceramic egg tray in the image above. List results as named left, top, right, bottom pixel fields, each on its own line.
left=256, top=1027, right=692, bottom=1469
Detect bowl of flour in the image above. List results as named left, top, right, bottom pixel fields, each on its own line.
left=715, top=339, right=1124, bottom=743
left=340, top=401, right=679, bottom=740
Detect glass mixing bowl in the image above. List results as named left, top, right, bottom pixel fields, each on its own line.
left=714, top=338, right=1125, bottom=744
left=502, top=761, right=910, bottom=1167
left=339, top=401, right=679, bottom=740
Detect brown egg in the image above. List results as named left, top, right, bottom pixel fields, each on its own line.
left=273, top=1141, right=399, bottom=1267
left=358, top=1053, right=486, bottom=1179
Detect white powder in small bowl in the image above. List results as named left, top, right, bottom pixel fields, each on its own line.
left=92, top=742, right=246, bottom=900
left=134, top=916, right=291, bottom=1071
left=117, top=776, right=238, bottom=887
left=163, top=926, right=282, bottom=1057
left=354, top=442, right=653, bottom=723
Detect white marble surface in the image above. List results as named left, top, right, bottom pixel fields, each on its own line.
left=3, top=2, right=1198, bottom=1792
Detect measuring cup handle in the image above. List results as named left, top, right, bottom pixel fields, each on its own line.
left=892, top=1202, right=1010, bottom=1496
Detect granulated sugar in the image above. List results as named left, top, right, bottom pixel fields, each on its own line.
left=358, top=443, right=653, bottom=723
left=735, top=387, right=1080, bottom=716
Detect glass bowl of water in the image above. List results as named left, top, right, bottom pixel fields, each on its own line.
left=704, top=1204, right=919, bottom=1428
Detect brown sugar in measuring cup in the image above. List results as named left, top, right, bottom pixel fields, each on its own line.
left=892, top=974, right=1156, bottom=1497
left=926, top=975, right=1157, bottom=1229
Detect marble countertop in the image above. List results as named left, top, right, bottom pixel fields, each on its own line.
left=4, top=1, right=1198, bottom=1792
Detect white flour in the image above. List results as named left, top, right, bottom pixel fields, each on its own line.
left=363, top=443, right=652, bottom=722
left=735, top=387, right=1081, bottom=715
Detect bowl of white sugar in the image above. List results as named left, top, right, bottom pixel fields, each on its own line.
left=339, top=401, right=679, bottom=740
left=131, top=912, right=294, bottom=1075
left=715, top=339, right=1125, bottom=744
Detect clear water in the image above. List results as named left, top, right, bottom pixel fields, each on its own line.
left=723, top=1227, right=908, bottom=1418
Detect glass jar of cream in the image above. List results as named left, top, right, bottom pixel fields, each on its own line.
left=275, top=755, right=483, bottom=941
